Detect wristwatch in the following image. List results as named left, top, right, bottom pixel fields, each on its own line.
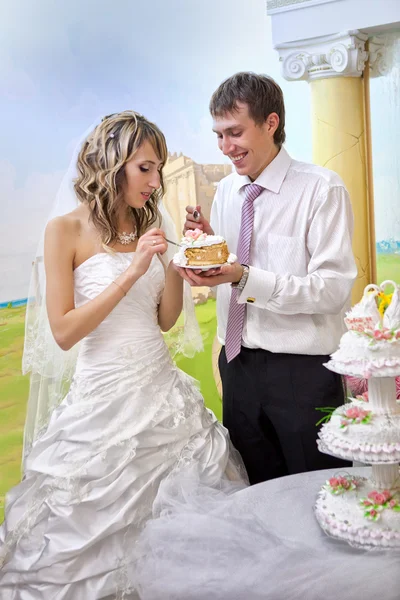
left=231, top=264, right=250, bottom=291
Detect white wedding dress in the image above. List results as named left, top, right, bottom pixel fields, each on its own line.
left=0, top=252, right=246, bottom=599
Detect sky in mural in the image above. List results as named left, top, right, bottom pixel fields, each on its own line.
left=13, top=0, right=400, bottom=301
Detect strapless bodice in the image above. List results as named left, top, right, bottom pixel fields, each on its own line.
left=73, top=252, right=167, bottom=374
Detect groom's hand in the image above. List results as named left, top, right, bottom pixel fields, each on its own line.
left=177, top=262, right=244, bottom=287
left=184, top=205, right=214, bottom=236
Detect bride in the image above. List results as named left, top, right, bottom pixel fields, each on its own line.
left=0, top=111, right=246, bottom=599
left=2, top=111, right=399, bottom=600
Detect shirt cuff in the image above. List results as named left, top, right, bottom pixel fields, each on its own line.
left=237, top=266, right=276, bottom=307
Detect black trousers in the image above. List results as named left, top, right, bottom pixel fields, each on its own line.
left=219, top=345, right=350, bottom=485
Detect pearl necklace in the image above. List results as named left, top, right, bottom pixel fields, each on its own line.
left=117, top=230, right=137, bottom=245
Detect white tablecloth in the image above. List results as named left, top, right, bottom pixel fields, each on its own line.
left=228, top=467, right=400, bottom=600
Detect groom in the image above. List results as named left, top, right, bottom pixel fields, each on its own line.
left=179, top=72, right=357, bottom=485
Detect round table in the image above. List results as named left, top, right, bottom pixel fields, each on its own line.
left=228, top=467, right=400, bottom=600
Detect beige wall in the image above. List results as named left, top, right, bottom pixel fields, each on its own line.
left=163, top=152, right=231, bottom=237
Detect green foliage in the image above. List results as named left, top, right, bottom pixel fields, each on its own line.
left=376, top=254, right=400, bottom=285
left=0, top=306, right=29, bottom=522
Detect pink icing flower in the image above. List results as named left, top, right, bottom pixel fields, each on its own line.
left=337, top=476, right=350, bottom=489
left=383, top=330, right=393, bottom=340
left=327, top=475, right=360, bottom=496
left=368, top=491, right=387, bottom=505
left=373, top=330, right=384, bottom=340
left=344, top=407, right=359, bottom=419
left=344, top=406, right=370, bottom=420
left=396, top=330, right=400, bottom=339
left=184, top=228, right=205, bottom=242
left=374, top=494, right=387, bottom=505
left=360, top=490, right=400, bottom=520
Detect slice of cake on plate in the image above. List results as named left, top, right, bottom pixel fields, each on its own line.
left=173, top=229, right=234, bottom=268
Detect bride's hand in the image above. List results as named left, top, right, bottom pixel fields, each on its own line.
left=129, top=228, right=168, bottom=277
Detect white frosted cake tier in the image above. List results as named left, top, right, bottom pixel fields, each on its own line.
left=325, top=330, right=400, bottom=379
left=318, top=399, right=400, bottom=464
left=179, top=234, right=225, bottom=248
left=315, top=472, right=400, bottom=548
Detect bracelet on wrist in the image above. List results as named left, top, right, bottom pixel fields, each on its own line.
left=112, top=281, right=127, bottom=296
left=231, top=264, right=249, bottom=291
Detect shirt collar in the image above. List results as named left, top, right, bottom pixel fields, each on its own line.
left=232, top=146, right=292, bottom=195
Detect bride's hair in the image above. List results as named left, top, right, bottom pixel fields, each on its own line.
left=74, top=110, right=168, bottom=244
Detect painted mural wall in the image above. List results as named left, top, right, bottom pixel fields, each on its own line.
left=0, top=0, right=313, bottom=520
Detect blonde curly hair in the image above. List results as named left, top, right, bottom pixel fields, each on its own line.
left=74, top=110, right=168, bottom=245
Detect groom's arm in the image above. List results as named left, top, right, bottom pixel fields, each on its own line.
left=182, top=187, right=357, bottom=314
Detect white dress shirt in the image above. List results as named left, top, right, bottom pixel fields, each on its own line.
left=210, top=147, right=357, bottom=355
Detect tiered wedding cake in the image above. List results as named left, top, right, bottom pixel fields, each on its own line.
left=315, top=281, right=400, bottom=548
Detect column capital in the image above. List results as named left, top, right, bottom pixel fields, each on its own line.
left=369, top=35, right=389, bottom=78
left=276, top=30, right=369, bottom=82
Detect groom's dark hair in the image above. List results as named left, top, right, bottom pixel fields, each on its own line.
left=209, top=72, right=286, bottom=147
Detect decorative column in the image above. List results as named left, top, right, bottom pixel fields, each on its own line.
left=182, top=170, right=192, bottom=230
left=277, top=30, right=371, bottom=301
left=164, top=176, right=181, bottom=238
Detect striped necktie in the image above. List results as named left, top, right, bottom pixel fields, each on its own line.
left=225, top=183, right=264, bottom=363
